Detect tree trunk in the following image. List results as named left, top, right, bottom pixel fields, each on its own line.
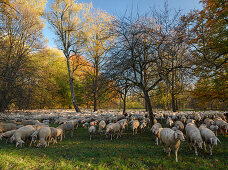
left=123, top=90, right=127, bottom=114
left=66, top=55, right=80, bottom=112
left=93, top=59, right=99, bottom=112
left=144, top=90, right=154, bottom=124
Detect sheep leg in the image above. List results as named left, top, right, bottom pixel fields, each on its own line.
left=209, top=144, right=213, bottom=155
left=71, top=130, right=74, bottom=137
left=60, top=134, right=62, bottom=142
left=90, top=134, right=91, bottom=141
left=194, top=146, right=198, bottom=156
left=155, top=137, right=158, bottom=145
left=204, top=142, right=207, bottom=151
left=175, top=148, right=179, bottom=162
left=111, top=134, right=113, bottom=140
left=168, top=147, right=171, bottom=157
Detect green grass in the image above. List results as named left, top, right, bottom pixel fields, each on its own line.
left=0, top=126, right=227, bottom=169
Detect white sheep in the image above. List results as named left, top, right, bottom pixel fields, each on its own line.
left=89, top=126, right=96, bottom=140
left=98, top=120, right=106, bottom=134
left=159, top=128, right=185, bottom=162
left=151, top=123, right=162, bottom=145
left=209, top=125, right=219, bottom=136
left=130, top=120, right=140, bottom=135
left=199, top=125, right=221, bottom=155
left=185, top=123, right=203, bottom=156
left=0, top=130, right=16, bottom=143
left=214, top=119, right=228, bottom=135
left=37, top=127, right=51, bottom=147
left=174, top=121, right=184, bottom=131
left=10, top=125, right=35, bottom=147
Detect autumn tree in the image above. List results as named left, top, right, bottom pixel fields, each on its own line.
left=46, top=0, right=92, bottom=112
left=83, top=8, right=115, bottom=111
left=0, top=0, right=46, bottom=112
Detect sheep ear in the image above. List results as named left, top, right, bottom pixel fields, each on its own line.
left=210, top=138, right=213, bottom=144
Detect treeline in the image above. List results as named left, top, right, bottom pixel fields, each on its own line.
left=0, top=0, right=227, bottom=114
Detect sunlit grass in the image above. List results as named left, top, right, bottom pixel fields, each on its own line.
left=0, top=126, right=227, bottom=169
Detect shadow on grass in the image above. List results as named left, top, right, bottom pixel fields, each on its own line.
left=0, top=126, right=227, bottom=169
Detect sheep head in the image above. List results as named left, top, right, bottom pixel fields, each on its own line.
left=174, top=130, right=185, bottom=141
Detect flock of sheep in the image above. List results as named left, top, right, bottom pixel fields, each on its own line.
left=0, top=110, right=227, bottom=162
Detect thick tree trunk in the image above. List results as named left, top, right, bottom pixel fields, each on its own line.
left=144, top=90, right=154, bottom=124
left=172, top=92, right=176, bottom=112
left=66, top=55, right=80, bottom=112
left=93, top=59, right=99, bottom=112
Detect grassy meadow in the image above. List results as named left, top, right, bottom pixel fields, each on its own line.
left=0, top=125, right=227, bottom=169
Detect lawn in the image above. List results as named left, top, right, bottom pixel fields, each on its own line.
left=0, top=125, right=227, bottom=169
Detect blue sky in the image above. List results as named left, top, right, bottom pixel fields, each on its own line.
left=43, top=0, right=202, bottom=48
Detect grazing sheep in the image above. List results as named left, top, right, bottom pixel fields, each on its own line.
left=214, top=119, right=228, bottom=135
left=11, top=125, right=36, bottom=147
left=37, top=127, right=51, bottom=147
left=89, top=126, right=96, bottom=140
left=0, top=130, right=16, bottom=143
left=50, top=127, right=58, bottom=144
left=30, top=130, right=39, bottom=147
left=199, top=125, right=221, bottom=155
left=56, top=128, right=63, bottom=142
left=181, top=116, right=187, bottom=124
left=185, top=123, right=203, bottom=156
left=0, top=123, right=16, bottom=133
left=151, top=123, right=162, bottom=145
left=174, top=121, right=184, bottom=131
left=209, top=125, right=219, bottom=136
left=160, top=128, right=185, bottom=162
left=105, top=123, right=115, bottom=140
left=57, top=121, right=74, bottom=138
left=98, top=120, right=106, bottom=134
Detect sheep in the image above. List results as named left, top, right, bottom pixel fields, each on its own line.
left=139, top=121, right=147, bottom=133
left=185, top=123, right=203, bottom=156
left=166, top=117, right=174, bottom=127
left=98, top=120, right=106, bottom=134
left=10, top=125, right=36, bottom=147
left=159, top=128, right=185, bottom=162
left=50, top=127, right=58, bottom=144
left=130, top=120, right=140, bottom=135
left=21, top=120, right=40, bottom=125
left=174, top=121, right=184, bottom=131
left=37, top=127, right=51, bottom=147
left=0, top=123, right=16, bottom=133
left=89, top=126, right=96, bottom=140
left=82, top=122, right=89, bottom=129
left=56, top=128, right=63, bottom=142
left=105, top=123, right=115, bottom=140
left=181, top=116, right=187, bottom=124
left=30, top=130, right=39, bottom=147
left=199, top=125, right=221, bottom=155
left=151, top=123, right=162, bottom=145
left=57, top=121, right=74, bottom=138
left=209, top=125, right=219, bottom=136
left=0, top=130, right=16, bottom=143
left=186, top=119, right=195, bottom=125
left=214, top=119, right=228, bottom=135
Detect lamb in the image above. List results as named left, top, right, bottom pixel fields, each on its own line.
left=181, top=116, right=187, bottom=124
left=118, top=119, right=128, bottom=130
left=0, top=130, right=16, bottom=143
left=37, top=127, right=51, bottom=147
left=151, top=123, right=162, bottom=145
left=159, top=128, right=185, bottom=162
left=10, top=125, right=36, bottom=147
left=185, top=123, right=203, bottom=156
left=174, top=121, right=184, bottom=131
left=130, top=120, right=140, bottom=135
left=50, top=127, right=58, bottom=144
left=199, top=125, right=221, bottom=155
left=98, top=120, right=106, bottom=134
left=88, top=126, right=96, bottom=140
